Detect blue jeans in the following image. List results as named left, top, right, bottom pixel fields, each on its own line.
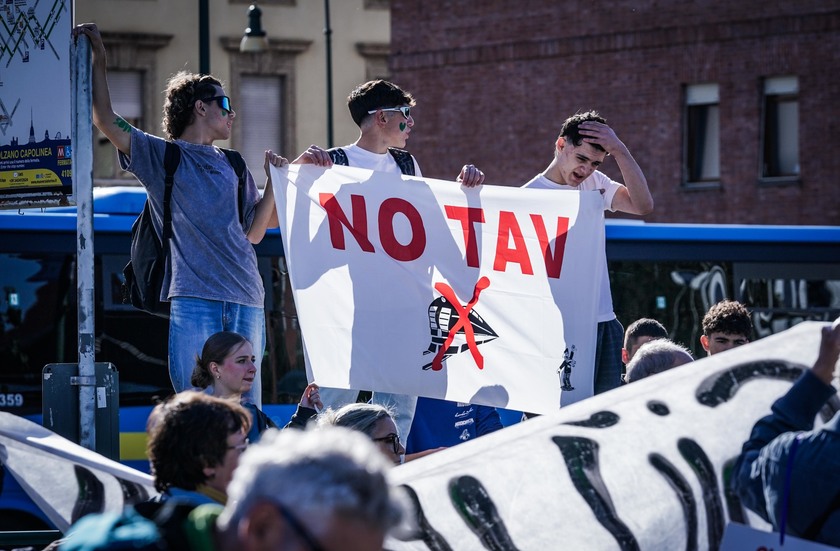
left=594, top=318, right=624, bottom=395
left=169, top=297, right=265, bottom=407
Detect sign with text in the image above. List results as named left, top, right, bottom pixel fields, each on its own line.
left=271, top=164, right=604, bottom=413
left=0, top=0, right=72, bottom=199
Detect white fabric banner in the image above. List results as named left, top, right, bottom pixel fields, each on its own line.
left=272, top=164, right=604, bottom=413
left=0, top=413, right=157, bottom=532
left=384, top=322, right=838, bottom=550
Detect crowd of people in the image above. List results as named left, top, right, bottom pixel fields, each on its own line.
left=53, top=22, right=840, bottom=549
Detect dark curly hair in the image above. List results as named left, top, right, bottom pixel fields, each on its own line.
left=191, top=331, right=250, bottom=389
left=162, top=71, right=223, bottom=140
left=347, top=80, right=415, bottom=127
left=147, top=391, right=250, bottom=493
left=702, top=300, right=753, bottom=338
left=558, top=110, right=607, bottom=151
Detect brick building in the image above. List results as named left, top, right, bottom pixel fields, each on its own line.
left=389, top=1, right=840, bottom=225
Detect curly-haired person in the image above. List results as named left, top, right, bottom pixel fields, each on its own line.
left=73, top=23, right=289, bottom=407
left=146, top=391, right=251, bottom=505
left=700, top=299, right=754, bottom=356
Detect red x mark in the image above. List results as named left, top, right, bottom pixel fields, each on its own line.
left=431, top=276, right=491, bottom=371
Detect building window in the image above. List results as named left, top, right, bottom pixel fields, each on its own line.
left=356, top=42, right=390, bottom=81
left=239, top=75, right=285, bottom=177
left=95, top=70, right=143, bottom=180
left=222, top=36, right=310, bottom=173
left=761, top=76, right=799, bottom=181
left=684, top=83, right=720, bottom=185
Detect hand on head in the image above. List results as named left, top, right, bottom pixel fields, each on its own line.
left=578, top=121, right=623, bottom=155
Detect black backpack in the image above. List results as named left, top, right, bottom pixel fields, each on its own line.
left=122, top=142, right=247, bottom=318
left=328, top=146, right=416, bottom=176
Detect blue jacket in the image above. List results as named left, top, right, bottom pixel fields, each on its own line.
left=406, top=397, right=503, bottom=454
left=731, top=370, right=840, bottom=545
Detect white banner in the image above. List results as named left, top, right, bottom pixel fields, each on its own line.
left=0, top=413, right=157, bottom=532
left=271, top=165, right=604, bottom=413
left=384, top=322, right=839, bottom=550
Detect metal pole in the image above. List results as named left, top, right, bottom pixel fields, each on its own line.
left=71, top=34, right=96, bottom=451
left=324, top=0, right=333, bottom=148
left=199, top=0, right=210, bottom=74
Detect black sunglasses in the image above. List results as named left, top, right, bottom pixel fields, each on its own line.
left=202, top=95, right=233, bottom=115
left=372, top=432, right=402, bottom=454
left=271, top=500, right=327, bottom=551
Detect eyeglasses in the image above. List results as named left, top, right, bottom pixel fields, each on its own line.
left=270, top=500, right=328, bottom=551
left=226, top=438, right=249, bottom=454
left=202, top=95, right=233, bottom=116
left=372, top=432, right=402, bottom=454
left=366, top=106, right=411, bottom=119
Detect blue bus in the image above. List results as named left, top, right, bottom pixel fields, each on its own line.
left=1, top=187, right=838, bottom=528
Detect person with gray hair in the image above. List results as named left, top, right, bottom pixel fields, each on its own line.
left=317, top=402, right=407, bottom=465
left=61, top=425, right=405, bottom=551
left=216, top=426, right=405, bottom=550
left=625, top=339, right=694, bottom=383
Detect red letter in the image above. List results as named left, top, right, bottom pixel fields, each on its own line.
left=530, top=214, right=570, bottom=278
left=319, top=193, right=374, bottom=252
left=494, top=211, right=533, bottom=275
left=378, top=198, right=426, bottom=261
left=445, top=205, right=485, bottom=267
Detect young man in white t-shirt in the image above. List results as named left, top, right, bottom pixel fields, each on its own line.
left=523, top=111, right=654, bottom=395
left=293, top=80, right=484, bottom=439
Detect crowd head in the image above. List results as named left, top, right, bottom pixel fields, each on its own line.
left=625, top=339, right=694, bottom=383
left=701, top=300, right=753, bottom=355
left=216, top=426, right=406, bottom=551
left=317, top=402, right=406, bottom=465
left=146, top=391, right=250, bottom=496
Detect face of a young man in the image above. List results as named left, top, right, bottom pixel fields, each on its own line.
left=203, top=84, right=235, bottom=141
left=381, top=104, right=414, bottom=149
left=700, top=332, right=750, bottom=355
left=555, top=138, right=606, bottom=186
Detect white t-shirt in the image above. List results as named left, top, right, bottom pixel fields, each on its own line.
left=341, top=143, right=423, bottom=176
left=523, top=171, right=622, bottom=322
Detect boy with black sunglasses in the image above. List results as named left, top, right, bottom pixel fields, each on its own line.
left=74, top=23, right=287, bottom=408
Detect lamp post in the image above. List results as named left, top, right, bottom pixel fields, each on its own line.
left=199, top=1, right=268, bottom=74
left=240, top=2, right=269, bottom=53
left=324, top=0, right=334, bottom=148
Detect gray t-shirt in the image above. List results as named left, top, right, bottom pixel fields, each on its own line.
left=119, top=129, right=264, bottom=307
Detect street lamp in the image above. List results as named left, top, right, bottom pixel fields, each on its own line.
left=240, top=2, right=268, bottom=53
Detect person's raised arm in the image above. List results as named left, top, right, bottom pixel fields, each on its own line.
left=580, top=121, right=653, bottom=216
left=247, top=150, right=287, bottom=244
left=73, top=24, right=131, bottom=156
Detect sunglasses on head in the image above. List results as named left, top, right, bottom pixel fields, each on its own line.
left=202, top=95, right=233, bottom=116
left=367, top=106, right=411, bottom=119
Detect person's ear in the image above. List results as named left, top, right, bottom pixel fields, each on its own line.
left=621, top=348, right=630, bottom=365
left=556, top=136, right=566, bottom=151
left=700, top=335, right=710, bottom=352
left=209, top=362, right=220, bottom=379
left=241, top=502, right=284, bottom=550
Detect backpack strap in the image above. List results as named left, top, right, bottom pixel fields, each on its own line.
left=387, top=147, right=416, bottom=176
left=328, top=147, right=349, bottom=166
left=162, top=141, right=181, bottom=250
left=220, top=148, right=247, bottom=226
